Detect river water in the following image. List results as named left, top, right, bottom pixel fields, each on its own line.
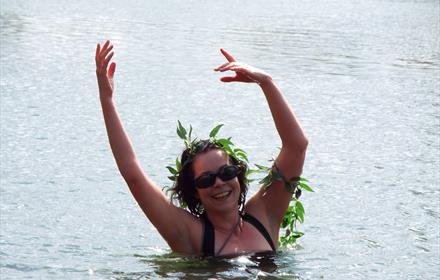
left=1, top=0, right=439, bottom=279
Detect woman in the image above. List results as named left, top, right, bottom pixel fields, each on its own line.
left=95, top=40, right=308, bottom=257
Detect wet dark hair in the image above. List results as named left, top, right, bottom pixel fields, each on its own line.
left=169, top=140, right=248, bottom=217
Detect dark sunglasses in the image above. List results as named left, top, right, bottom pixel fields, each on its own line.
left=194, top=165, right=241, bottom=189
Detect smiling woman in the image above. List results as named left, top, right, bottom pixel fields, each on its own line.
left=95, top=40, right=308, bottom=257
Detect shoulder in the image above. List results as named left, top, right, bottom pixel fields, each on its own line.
left=244, top=192, right=279, bottom=243
left=166, top=209, right=205, bottom=255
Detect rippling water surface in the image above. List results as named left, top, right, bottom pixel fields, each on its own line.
left=1, top=0, right=439, bottom=279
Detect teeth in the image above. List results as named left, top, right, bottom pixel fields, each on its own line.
left=213, top=191, right=230, bottom=199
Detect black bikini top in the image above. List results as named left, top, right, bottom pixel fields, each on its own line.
left=201, top=212, right=276, bottom=257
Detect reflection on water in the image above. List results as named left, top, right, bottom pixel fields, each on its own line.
left=0, top=14, right=26, bottom=38
left=103, top=251, right=300, bottom=280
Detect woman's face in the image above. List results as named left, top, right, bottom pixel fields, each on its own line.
left=192, top=149, right=241, bottom=214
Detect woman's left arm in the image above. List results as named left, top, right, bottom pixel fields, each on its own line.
left=215, top=49, right=308, bottom=231
left=255, top=79, right=308, bottom=224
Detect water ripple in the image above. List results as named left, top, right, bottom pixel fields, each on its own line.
left=1, top=0, right=439, bottom=279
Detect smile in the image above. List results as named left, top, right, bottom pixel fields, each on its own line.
left=212, top=191, right=232, bottom=200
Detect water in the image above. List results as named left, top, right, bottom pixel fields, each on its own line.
left=1, top=0, right=439, bottom=279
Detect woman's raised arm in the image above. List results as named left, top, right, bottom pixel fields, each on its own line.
left=95, top=41, right=201, bottom=254
left=215, top=49, right=308, bottom=241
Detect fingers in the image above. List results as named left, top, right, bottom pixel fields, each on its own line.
left=101, top=40, right=110, bottom=53
left=214, top=62, right=230, bottom=71
left=220, top=48, right=236, bottom=62
left=214, top=62, right=246, bottom=72
left=96, top=40, right=111, bottom=63
left=227, top=65, right=246, bottom=73
left=102, top=51, right=114, bottom=71
left=95, top=43, right=101, bottom=64
left=108, top=62, right=116, bottom=78
left=220, top=75, right=238, bottom=83
left=96, top=40, right=112, bottom=63
left=215, top=48, right=238, bottom=70
left=214, top=62, right=237, bottom=72
left=95, top=40, right=115, bottom=75
left=100, top=44, right=113, bottom=60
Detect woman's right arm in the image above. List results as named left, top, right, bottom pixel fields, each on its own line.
left=95, top=41, right=201, bottom=254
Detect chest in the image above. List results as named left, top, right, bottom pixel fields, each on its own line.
left=214, top=221, right=274, bottom=256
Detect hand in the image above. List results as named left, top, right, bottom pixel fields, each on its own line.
left=95, top=40, right=116, bottom=98
left=214, top=49, right=272, bottom=85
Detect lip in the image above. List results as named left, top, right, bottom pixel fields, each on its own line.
left=211, top=190, right=232, bottom=200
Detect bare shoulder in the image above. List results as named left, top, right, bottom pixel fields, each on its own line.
left=166, top=206, right=204, bottom=255
left=243, top=189, right=277, bottom=237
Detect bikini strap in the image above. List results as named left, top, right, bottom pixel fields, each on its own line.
left=201, top=214, right=215, bottom=256
left=242, top=212, right=276, bottom=251
left=202, top=212, right=276, bottom=256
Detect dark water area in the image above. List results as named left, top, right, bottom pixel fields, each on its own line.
left=1, top=0, right=439, bottom=279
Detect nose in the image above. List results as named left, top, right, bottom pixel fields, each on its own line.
left=212, top=175, right=225, bottom=187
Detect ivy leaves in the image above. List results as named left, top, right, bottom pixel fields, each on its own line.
left=166, top=158, right=180, bottom=182
left=210, top=124, right=249, bottom=164
left=209, top=124, right=223, bottom=138
left=177, top=120, right=195, bottom=150
left=251, top=162, right=314, bottom=247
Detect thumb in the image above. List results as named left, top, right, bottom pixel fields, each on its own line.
left=220, top=75, right=238, bottom=83
left=108, top=62, right=116, bottom=78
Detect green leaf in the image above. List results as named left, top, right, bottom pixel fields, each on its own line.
left=291, top=231, right=304, bottom=238
left=233, top=148, right=246, bottom=154
left=289, top=176, right=301, bottom=182
left=246, top=169, right=260, bottom=176
left=188, top=125, right=193, bottom=142
left=279, top=236, right=287, bottom=247
left=177, top=121, right=187, bottom=140
left=263, top=183, right=272, bottom=191
left=281, top=217, right=289, bottom=228
left=166, top=166, right=178, bottom=175
left=261, top=175, right=273, bottom=190
left=255, top=164, right=270, bottom=171
left=175, top=157, right=181, bottom=171
left=223, top=145, right=235, bottom=158
left=209, top=124, right=224, bottom=138
left=299, top=183, right=314, bottom=192
left=296, top=201, right=305, bottom=223
left=259, top=174, right=272, bottom=185
left=167, top=175, right=177, bottom=181
left=236, top=151, right=248, bottom=162
left=215, top=138, right=233, bottom=147
left=295, top=213, right=303, bottom=224
left=287, top=214, right=293, bottom=226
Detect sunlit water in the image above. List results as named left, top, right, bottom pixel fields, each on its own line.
left=1, top=0, right=439, bottom=279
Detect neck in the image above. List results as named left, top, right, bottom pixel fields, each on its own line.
left=205, top=207, right=241, bottom=233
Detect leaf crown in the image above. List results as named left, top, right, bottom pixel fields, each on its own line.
left=166, top=121, right=249, bottom=183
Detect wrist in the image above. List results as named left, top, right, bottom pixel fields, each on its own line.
left=100, top=94, right=114, bottom=104
left=258, top=75, right=274, bottom=87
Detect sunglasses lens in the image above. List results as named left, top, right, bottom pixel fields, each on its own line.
left=218, top=165, right=240, bottom=181
left=195, top=174, right=216, bottom=189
